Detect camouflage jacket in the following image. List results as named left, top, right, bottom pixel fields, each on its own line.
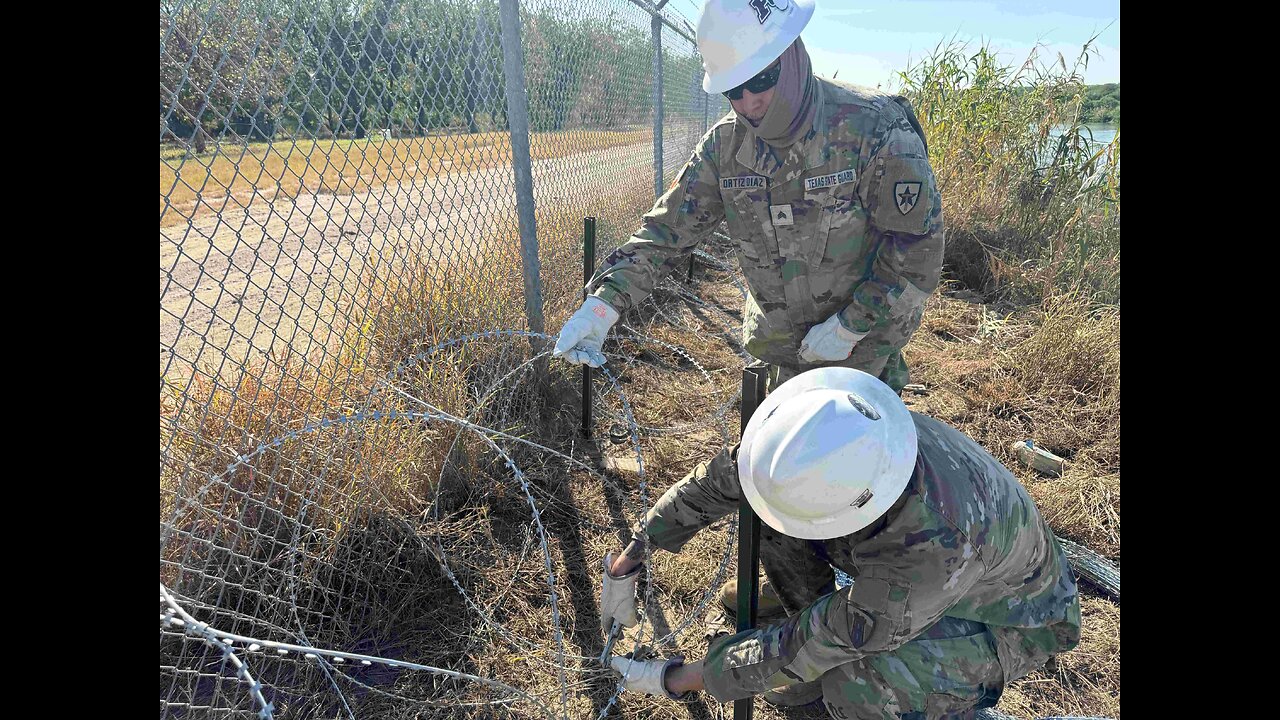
left=589, top=78, right=945, bottom=369
left=638, top=413, right=1081, bottom=702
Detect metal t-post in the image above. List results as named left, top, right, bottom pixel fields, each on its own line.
left=735, top=365, right=768, bottom=720
left=582, top=217, right=596, bottom=438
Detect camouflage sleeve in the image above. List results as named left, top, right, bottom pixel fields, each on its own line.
left=632, top=447, right=740, bottom=554
left=588, top=129, right=726, bottom=313
left=837, top=98, right=945, bottom=335
left=700, top=507, right=986, bottom=702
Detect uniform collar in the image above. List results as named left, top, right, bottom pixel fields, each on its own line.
left=733, top=80, right=828, bottom=183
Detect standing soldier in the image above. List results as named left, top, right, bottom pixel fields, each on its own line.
left=553, top=0, right=944, bottom=395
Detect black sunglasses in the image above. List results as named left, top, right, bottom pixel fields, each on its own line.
left=723, top=59, right=782, bottom=100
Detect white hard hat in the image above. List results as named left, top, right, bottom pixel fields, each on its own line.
left=697, top=0, right=815, bottom=94
left=738, top=368, right=918, bottom=540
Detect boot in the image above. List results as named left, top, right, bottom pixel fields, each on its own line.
left=718, top=576, right=788, bottom=620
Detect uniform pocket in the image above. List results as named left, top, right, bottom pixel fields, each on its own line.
left=824, top=192, right=869, bottom=259
left=990, top=625, right=1058, bottom=684
left=723, top=186, right=772, bottom=260
left=884, top=281, right=930, bottom=338
left=842, top=577, right=911, bottom=649
left=806, top=187, right=868, bottom=312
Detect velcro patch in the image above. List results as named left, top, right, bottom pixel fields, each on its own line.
left=874, top=156, right=935, bottom=234
left=804, top=168, right=855, bottom=192
left=722, top=175, right=767, bottom=190
left=724, top=638, right=764, bottom=669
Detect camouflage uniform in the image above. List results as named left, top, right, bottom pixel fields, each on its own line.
left=589, top=78, right=945, bottom=393
left=633, top=414, right=1081, bottom=719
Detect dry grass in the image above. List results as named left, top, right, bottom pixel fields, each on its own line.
left=160, top=224, right=1120, bottom=719
left=907, top=288, right=1120, bottom=559
left=162, top=40, right=1119, bottom=713
left=901, top=40, right=1121, bottom=305
left=162, top=228, right=1121, bottom=712
left=161, top=239, right=1121, bottom=718
left=160, top=128, right=652, bottom=228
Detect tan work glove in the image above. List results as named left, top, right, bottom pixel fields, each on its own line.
left=600, top=553, right=640, bottom=634
left=553, top=297, right=620, bottom=368
left=798, top=312, right=867, bottom=363
left=608, top=655, right=687, bottom=699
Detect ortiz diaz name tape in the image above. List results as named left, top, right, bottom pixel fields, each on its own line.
left=722, top=176, right=767, bottom=190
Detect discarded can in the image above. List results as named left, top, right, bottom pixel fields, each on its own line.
left=1010, top=439, right=1065, bottom=477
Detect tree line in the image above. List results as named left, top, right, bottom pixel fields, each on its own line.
left=1079, top=83, right=1119, bottom=125
left=160, top=0, right=710, bottom=153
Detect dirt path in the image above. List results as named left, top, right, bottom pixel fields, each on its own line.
left=160, top=138, right=694, bottom=377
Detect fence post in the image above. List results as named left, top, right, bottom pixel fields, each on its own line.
left=736, top=365, right=768, bottom=720
left=651, top=10, right=664, bottom=200
left=582, top=217, right=596, bottom=438
left=498, top=0, right=544, bottom=338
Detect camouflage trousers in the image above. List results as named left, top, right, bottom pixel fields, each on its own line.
left=706, top=525, right=1005, bottom=720
left=763, top=350, right=909, bottom=395
left=817, top=615, right=1004, bottom=720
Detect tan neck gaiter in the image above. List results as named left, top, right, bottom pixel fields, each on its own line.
left=744, top=37, right=819, bottom=149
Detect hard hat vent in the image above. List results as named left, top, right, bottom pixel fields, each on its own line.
left=846, top=393, right=881, bottom=421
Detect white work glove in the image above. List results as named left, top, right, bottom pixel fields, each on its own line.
left=600, top=553, right=640, bottom=634
left=608, top=655, right=687, bottom=699
left=798, top=312, right=867, bottom=363
left=553, top=296, right=620, bottom=368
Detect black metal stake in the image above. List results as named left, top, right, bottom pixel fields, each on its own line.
left=582, top=217, right=596, bottom=439
left=735, top=365, right=768, bottom=720
left=687, top=254, right=695, bottom=283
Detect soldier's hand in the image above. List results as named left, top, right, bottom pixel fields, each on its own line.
left=600, top=553, right=640, bottom=634
left=553, top=297, right=619, bottom=367
left=799, top=313, right=866, bottom=363
left=608, top=655, right=688, bottom=699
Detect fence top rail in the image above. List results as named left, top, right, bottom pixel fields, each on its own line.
left=626, top=0, right=698, bottom=43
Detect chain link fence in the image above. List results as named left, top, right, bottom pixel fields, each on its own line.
left=160, top=0, right=731, bottom=717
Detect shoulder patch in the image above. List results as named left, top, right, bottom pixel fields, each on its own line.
left=872, top=156, right=936, bottom=234
left=894, top=181, right=923, bottom=214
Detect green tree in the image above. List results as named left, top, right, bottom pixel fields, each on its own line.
left=160, top=0, right=291, bottom=152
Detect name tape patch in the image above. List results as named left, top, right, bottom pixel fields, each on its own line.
left=722, top=175, right=767, bottom=191
left=804, top=169, right=855, bottom=192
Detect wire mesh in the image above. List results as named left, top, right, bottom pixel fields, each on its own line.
left=161, top=1, right=736, bottom=717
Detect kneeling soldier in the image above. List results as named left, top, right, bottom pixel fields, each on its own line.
left=601, top=368, right=1081, bottom=720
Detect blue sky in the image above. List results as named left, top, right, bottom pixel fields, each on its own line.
left=666, top=0, right=1120, bottom=89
